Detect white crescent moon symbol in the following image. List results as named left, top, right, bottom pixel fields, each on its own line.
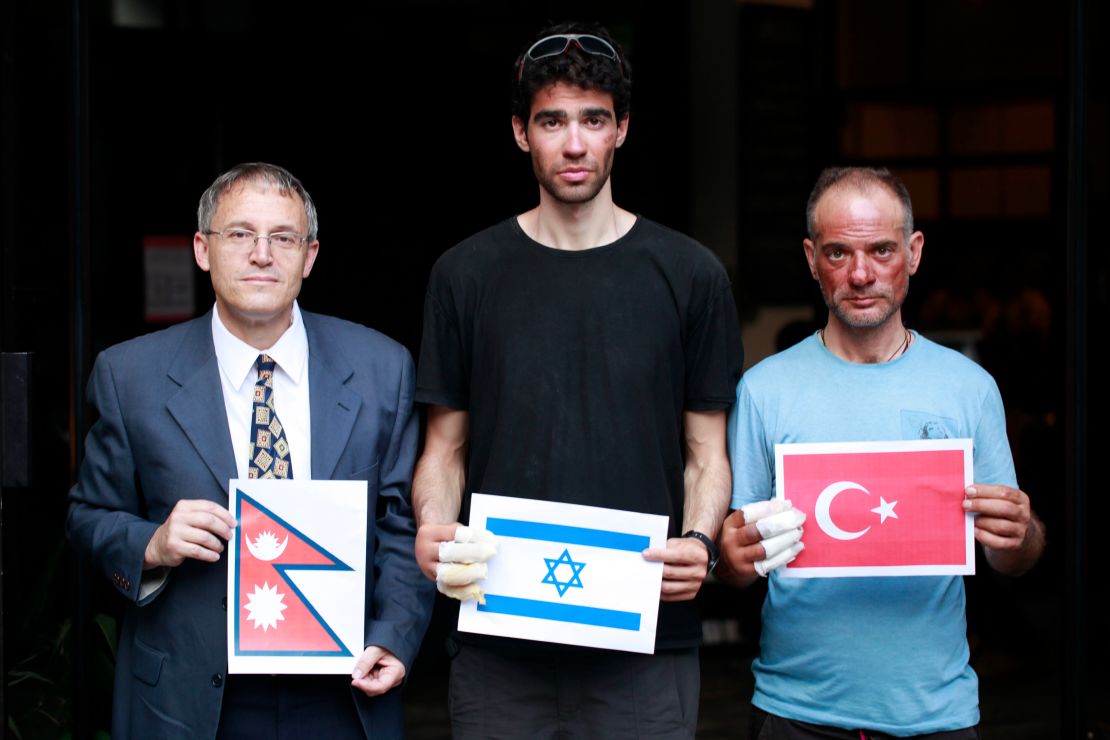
left=245, top=533, right=289, bottom=561
left=814, top=481, right=871, bottom=541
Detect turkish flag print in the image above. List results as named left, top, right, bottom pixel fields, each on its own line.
left=776, top=440, right=974, bottom=576
left=236, top=493, right=352, bottom=655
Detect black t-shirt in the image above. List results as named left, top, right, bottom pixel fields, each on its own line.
left=417, top=216, right=744, bottom=648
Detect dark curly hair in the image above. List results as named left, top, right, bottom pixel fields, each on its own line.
left=511, top=21, right=631, bottom=124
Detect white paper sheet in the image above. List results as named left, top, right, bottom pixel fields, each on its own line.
left=775, top=439, right=975, bottom=578
left=227, top=478, right=367, bottom=673
left=458, top=493, right=668, bottom=654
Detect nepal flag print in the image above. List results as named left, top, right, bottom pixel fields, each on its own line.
left=775, top=439, right=975, bottom=578
left=227, top=479, right=368, bottom=674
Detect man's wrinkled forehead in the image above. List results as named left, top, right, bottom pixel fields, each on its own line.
left=811, top=183, right=907, bottom=241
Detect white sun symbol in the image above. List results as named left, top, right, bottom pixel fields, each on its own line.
left=244, top=581, right=287, bottom=632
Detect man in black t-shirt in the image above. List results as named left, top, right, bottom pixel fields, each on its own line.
left=413, top=22, right=744, bottom=739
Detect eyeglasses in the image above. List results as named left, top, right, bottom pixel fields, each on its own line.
left=517, top=34, right=623, bottom=82
left=205, top=228, right=307, bottom=251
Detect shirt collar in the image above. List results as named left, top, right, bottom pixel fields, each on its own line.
left=211, top=302, right=309, bottom=392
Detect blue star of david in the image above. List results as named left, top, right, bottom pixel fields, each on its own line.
left=542, top=548, right=586, bottom=597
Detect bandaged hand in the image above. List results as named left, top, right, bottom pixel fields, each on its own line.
left=739, top=500, right=806, bottom=577
left=435, top=525, right=497, bottom=604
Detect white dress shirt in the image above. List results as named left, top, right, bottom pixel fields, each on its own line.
left=211, top=302, right=312, bottom=480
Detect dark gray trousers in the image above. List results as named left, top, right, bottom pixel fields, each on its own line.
left=449, top=641, right=700, bottom=739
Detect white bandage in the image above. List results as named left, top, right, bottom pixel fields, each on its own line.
left=435, top=526, right=498, bottom=603
left=754, top=542, right=804, bottom=577
left=741, top=500, right=805, bottom=577
left=754, top=509, right=806, bottom=539
left=759, top=527, right=803, bottom=561
left=438, top=541, right=497, bottom=563
left=436, top=562, right=488, bottom=586
left=437, top=581, right=486, bottom=604
left=438, top=525, right=499, bottom=564
left=740, top=499, right=794, bottom=524
left=454, top=525, right=497, bottom=545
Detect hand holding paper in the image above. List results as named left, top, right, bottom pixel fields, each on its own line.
left=435, top=525, right=498, bottom=603
left=641, top=537, right=709, bottom=601
left=742, top=500, right=806, bottom=577
left=716, top=500, right=806, bottom=583
left=963, top=483, right=1045, bottom=576
left=145, top=499, right=237, bottom=568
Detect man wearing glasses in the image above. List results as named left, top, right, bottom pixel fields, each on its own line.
left=413, top=23, right=743, bottom=738
left=67, top=163, right=433, bottom=739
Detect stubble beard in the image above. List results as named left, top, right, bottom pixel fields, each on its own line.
left=824, top=285, right=907, bottom=331
left=534, top=150, right=615, bottom=206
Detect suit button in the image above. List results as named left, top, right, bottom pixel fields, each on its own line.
left=211, top=673, right=223, bottom=688
left=221, top=597, right=227, bottom=611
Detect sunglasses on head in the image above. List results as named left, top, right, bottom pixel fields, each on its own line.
left=517, top=33, right=623, bottom=81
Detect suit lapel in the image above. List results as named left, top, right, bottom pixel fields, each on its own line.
left=165, top=315, right=238, bottom=496
left=305, top=312, right=362, bottom=480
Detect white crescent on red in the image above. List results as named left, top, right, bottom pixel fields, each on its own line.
left=814, top=481, right=871, bottom=541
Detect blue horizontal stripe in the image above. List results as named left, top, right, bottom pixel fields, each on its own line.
left=478, top=595, right=642, bottom=631
left=486, top=518, right=650, bottom=552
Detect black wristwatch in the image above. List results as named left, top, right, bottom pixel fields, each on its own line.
left=681, top=530, right=720, bottom=574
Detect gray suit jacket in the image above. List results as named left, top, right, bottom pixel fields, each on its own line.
left=66, top=310, right=434, bottom=739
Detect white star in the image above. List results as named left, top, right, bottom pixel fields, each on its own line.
left=871, top=497, right=899, bottom=524
left=244, top=581, right=287, bottom=632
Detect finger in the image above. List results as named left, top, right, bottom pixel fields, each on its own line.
left=973, top=515, right=1026, bottom=539
left=415, top=543, right=442, bottom=581
left=661, top=560, right=704, bottom=581
left=173, top=531, right=225, bottom=562
left=166, top=538, right=220, bottom=564
left=755, top=509, right=806, bottom=538
left=352, top=646, right=383, bottom=680
left=973, top=527, right=1025, bottom=552
left=453, top=525, right=497, bottom=544
left=439, top=540, right=497, bottom=563
left=436, top=562, right=487, bottom=586
left=740, top=499, right=794, bottom=525
left=353, top=662, right=404, bottom=697
left=754, top=542, right=804, bottom=577
left=178, top=499, right=238, bottom=528
left=965, top=485, right=1029, bottom=508
left=642, top=539, right=704, bottom=564
left=438, top=582, right=486, bottom=603
left=182, top=529, right=226, bottom=555
left=965, top=484, right=1018, bottom=499
left=963, top=497, right=1028, bottom=523
left=759, top=528, right=803, bottom=560
left=181, top=510, right=236, bottom=540
left=660, top=575, right=702, bottom=601
left=720, top=515, right=764, bottom=548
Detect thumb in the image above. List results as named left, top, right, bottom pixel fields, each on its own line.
left=352, top=646, right=384, bottom=679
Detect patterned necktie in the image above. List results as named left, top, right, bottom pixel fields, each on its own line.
left=247, top=354, right=293, bottom=479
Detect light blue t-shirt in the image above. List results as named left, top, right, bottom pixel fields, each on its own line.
left=728, top=332, right=1016, bottom=736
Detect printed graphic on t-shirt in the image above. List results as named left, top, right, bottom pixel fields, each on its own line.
left=900, top=410, right=956, bottom=440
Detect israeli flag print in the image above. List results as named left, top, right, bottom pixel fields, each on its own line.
left=458, top=493, right=668, bottom=654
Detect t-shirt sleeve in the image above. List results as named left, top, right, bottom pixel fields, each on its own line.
left=728, top=377, right=775, bottom=509
left=415, top=268, right=469, bottom=409
left=972, top=377, right=1018, bottom=489
left=684, top=278, right=744, bottom=411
